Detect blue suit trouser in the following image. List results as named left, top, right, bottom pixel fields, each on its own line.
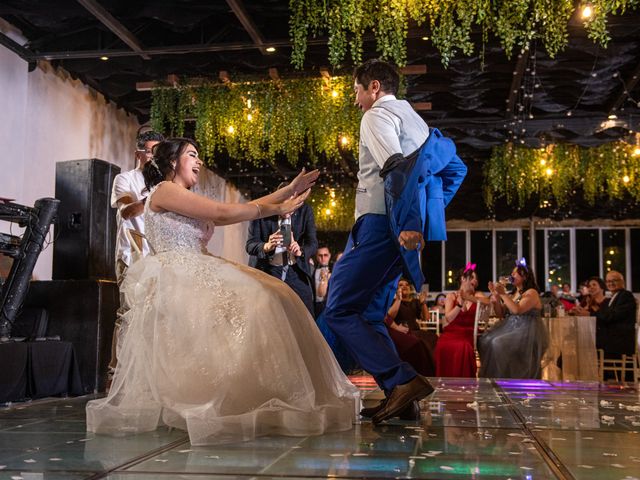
left=323, top=214, right=417, bottom=393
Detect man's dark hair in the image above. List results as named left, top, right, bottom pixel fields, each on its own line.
left=136, top=131, right=165, bottom=150
left=353, top=59, right=400, bottom=96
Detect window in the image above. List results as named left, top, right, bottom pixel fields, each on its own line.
left=495, top=231, right=518, bottom=279
left=470, top=230, right=493, bottom=289
left=546, top=230, right=570, bottom=290
left=575, top=229, right=599, bottom=284
left=444, top=231, right=466, bottom=289
left=602, top=229, right=626, bottom=278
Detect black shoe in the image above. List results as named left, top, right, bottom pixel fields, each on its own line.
left=372, top=376, right=434, bottom=425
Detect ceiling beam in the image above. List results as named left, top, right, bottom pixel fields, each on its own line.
left=225, top=0, right=269, bottom=54
left=75, top=0, right=151, bottom=60
left=505, top=48, right=530, bottom=118
left=608, top=62, right=640, bottom=114
left=0, top=32, right=34, bottom=61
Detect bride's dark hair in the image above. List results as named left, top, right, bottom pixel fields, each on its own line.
left=143, top=137, right=199, bottom=191
left=515, top=265, right=539, bottom=293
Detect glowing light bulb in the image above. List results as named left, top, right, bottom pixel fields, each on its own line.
left=608, top=114, right=618, bottom=120
left=325, top=208, right=332, bottom=215
left=247, top=113, right=253, bottom=121
left=100, top=56, right=109, bottom=61
left=581, top=4, right=593, bottom=19
left=606, top=260, right=612, bottom=265
left=227, top=125, right=235, bottom=134
left=330, top=200, right=336, bottom=207
left=633, top=147, right=640, bottom=156
left=265, top=47, right=276, bottom=53
left=340, top=135, right=349, bottom=146
left=623, top=175, right=630, bottom=183
left=545, top=168, right=553, bottom=176
left=609, top=250, right=615, bottom=255
left=330, top=190, right=336, bottom=198
left=331, top=90, right=339, bottom=98
left=540, top=159, right=546, bottom=166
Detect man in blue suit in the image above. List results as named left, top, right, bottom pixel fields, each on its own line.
left=323, top=59, right=466, bottom=424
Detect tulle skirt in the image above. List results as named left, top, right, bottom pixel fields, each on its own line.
left=86, top=250, right=358, bottom=445
left=478, top=310, right=549, bottom=379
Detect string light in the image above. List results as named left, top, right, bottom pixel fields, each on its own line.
left=545, top=167, right=553, bottom=176
left=340, top=135, right=349, bottom=146
left=623, top=175, right=630, bottom=183
left=540, top=159, right=546, bottom=166
left=227, top=125, right=235, bottom=134
left=633, top=148, right=640, bottom=156
left=324, top=208, right=332, bottom=215
left=331, top=90, right=339, bottom=98
left=247, top=113, right=253, bottom=121
left=581, top=4, right=593, bottom=19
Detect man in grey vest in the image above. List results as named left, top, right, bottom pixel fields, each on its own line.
left=323, top=59, right=465, bottom=424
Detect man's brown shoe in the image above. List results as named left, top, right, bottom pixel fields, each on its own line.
left=360, top=399, right=420, bottom=420
left=371, top=376, right=433, bottom=424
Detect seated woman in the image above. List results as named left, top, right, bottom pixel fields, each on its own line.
left=570, top=277, right=608, bottom=316
left=435, top=264, right=494, bottom=378
left=479, top=259, right=549, bottom=379
left=384, top=278, right=435, bottom=376
left=431, top=293, right=447, bottom=317
left=86, top=138, right=358, bottom=445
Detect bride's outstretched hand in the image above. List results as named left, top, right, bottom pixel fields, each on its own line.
left=288, top=168, right=320, bottom=195
left=279, top=189, right=311, bottom=216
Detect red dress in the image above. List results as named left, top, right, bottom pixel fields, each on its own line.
left=435, top=303, right=476, bottom=377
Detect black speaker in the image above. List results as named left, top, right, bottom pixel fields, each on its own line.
left=53, top=159, right=120, bottom=280
left=23, top=279, right=118, bottom=393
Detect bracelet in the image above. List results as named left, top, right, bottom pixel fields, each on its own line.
left=253, top=203, right=262, bottom=218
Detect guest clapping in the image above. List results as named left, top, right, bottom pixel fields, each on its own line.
left=479, top=258, right=549, bottom=379
left=435, top=263, right=492, bottom=378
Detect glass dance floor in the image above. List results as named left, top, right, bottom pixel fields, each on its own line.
left=0, top=376, right=638, bottom=479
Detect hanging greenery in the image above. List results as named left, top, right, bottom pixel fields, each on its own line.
left=309, top=185, right=356, bottom=231
left=484, top=140, right=640, bottom=208
left=289, top=0, right=639, bottom=68
left=149, top=76, right=361, bottom=167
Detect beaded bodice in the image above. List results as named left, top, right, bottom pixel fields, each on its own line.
left=145, top=183, right=214, bottom=254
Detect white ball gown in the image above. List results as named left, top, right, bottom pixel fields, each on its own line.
left=86, top=185, right=358, bottom=445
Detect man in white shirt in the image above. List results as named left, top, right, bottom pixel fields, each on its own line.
left=323, top=60, right=465, bottom=424
left=108, top=130, right=164, bottom=380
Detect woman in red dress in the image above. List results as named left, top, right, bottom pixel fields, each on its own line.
left=435, top=264, right=493, bottom=377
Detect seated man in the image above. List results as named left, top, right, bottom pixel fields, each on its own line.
left=596, top=270, right=637, bottom=358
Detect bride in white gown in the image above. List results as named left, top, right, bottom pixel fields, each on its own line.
left=86, top=138, right=358, bottom=445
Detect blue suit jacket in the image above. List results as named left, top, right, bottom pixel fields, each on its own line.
left=381, top=128, right=467, bottom=289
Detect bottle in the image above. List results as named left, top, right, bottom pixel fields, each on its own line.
left=556, top=303, right=565, bottom=317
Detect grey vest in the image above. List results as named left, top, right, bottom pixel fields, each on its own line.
left=355, top=99, right=429, bottom=220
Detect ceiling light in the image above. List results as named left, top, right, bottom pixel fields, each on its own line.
left=265, top=47, right=276, bottom=53
left=100, top=56, right=109, bottom=61
left=608, top=114, right=618, bottom=120
left=421, top=36, right=429, bottom=41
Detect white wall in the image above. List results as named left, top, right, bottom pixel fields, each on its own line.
left=0, top=37, right=249, bottom=278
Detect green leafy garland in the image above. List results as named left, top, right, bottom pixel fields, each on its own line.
left=150, top=76, right=361, bottom=165
left=289, top=0, right=639, bottom=68
left=309, top=186, right=356, bottom=231
left=484, top=140, right=640, bottom=208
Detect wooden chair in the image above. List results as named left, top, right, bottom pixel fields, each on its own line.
left=125, top=228, right=154, bottom=263
left=473, top=302, right=491, bottom=352
left=419, top=310, right=441, bottom=336
left=597, top=323, right=639, bottom=384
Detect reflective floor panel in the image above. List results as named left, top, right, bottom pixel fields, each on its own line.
left=0, top=377, right=638, bottom=479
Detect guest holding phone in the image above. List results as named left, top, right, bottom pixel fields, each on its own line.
left=246, top=189, right=318, bottom=315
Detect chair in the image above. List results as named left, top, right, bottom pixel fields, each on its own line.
left=473, top=302, right=491, bottom=352
left=597, top=323, right=639, bottom=384
left=420, top=310, right=441, bottom=336
left=125, top=228, right=154, bottom=263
